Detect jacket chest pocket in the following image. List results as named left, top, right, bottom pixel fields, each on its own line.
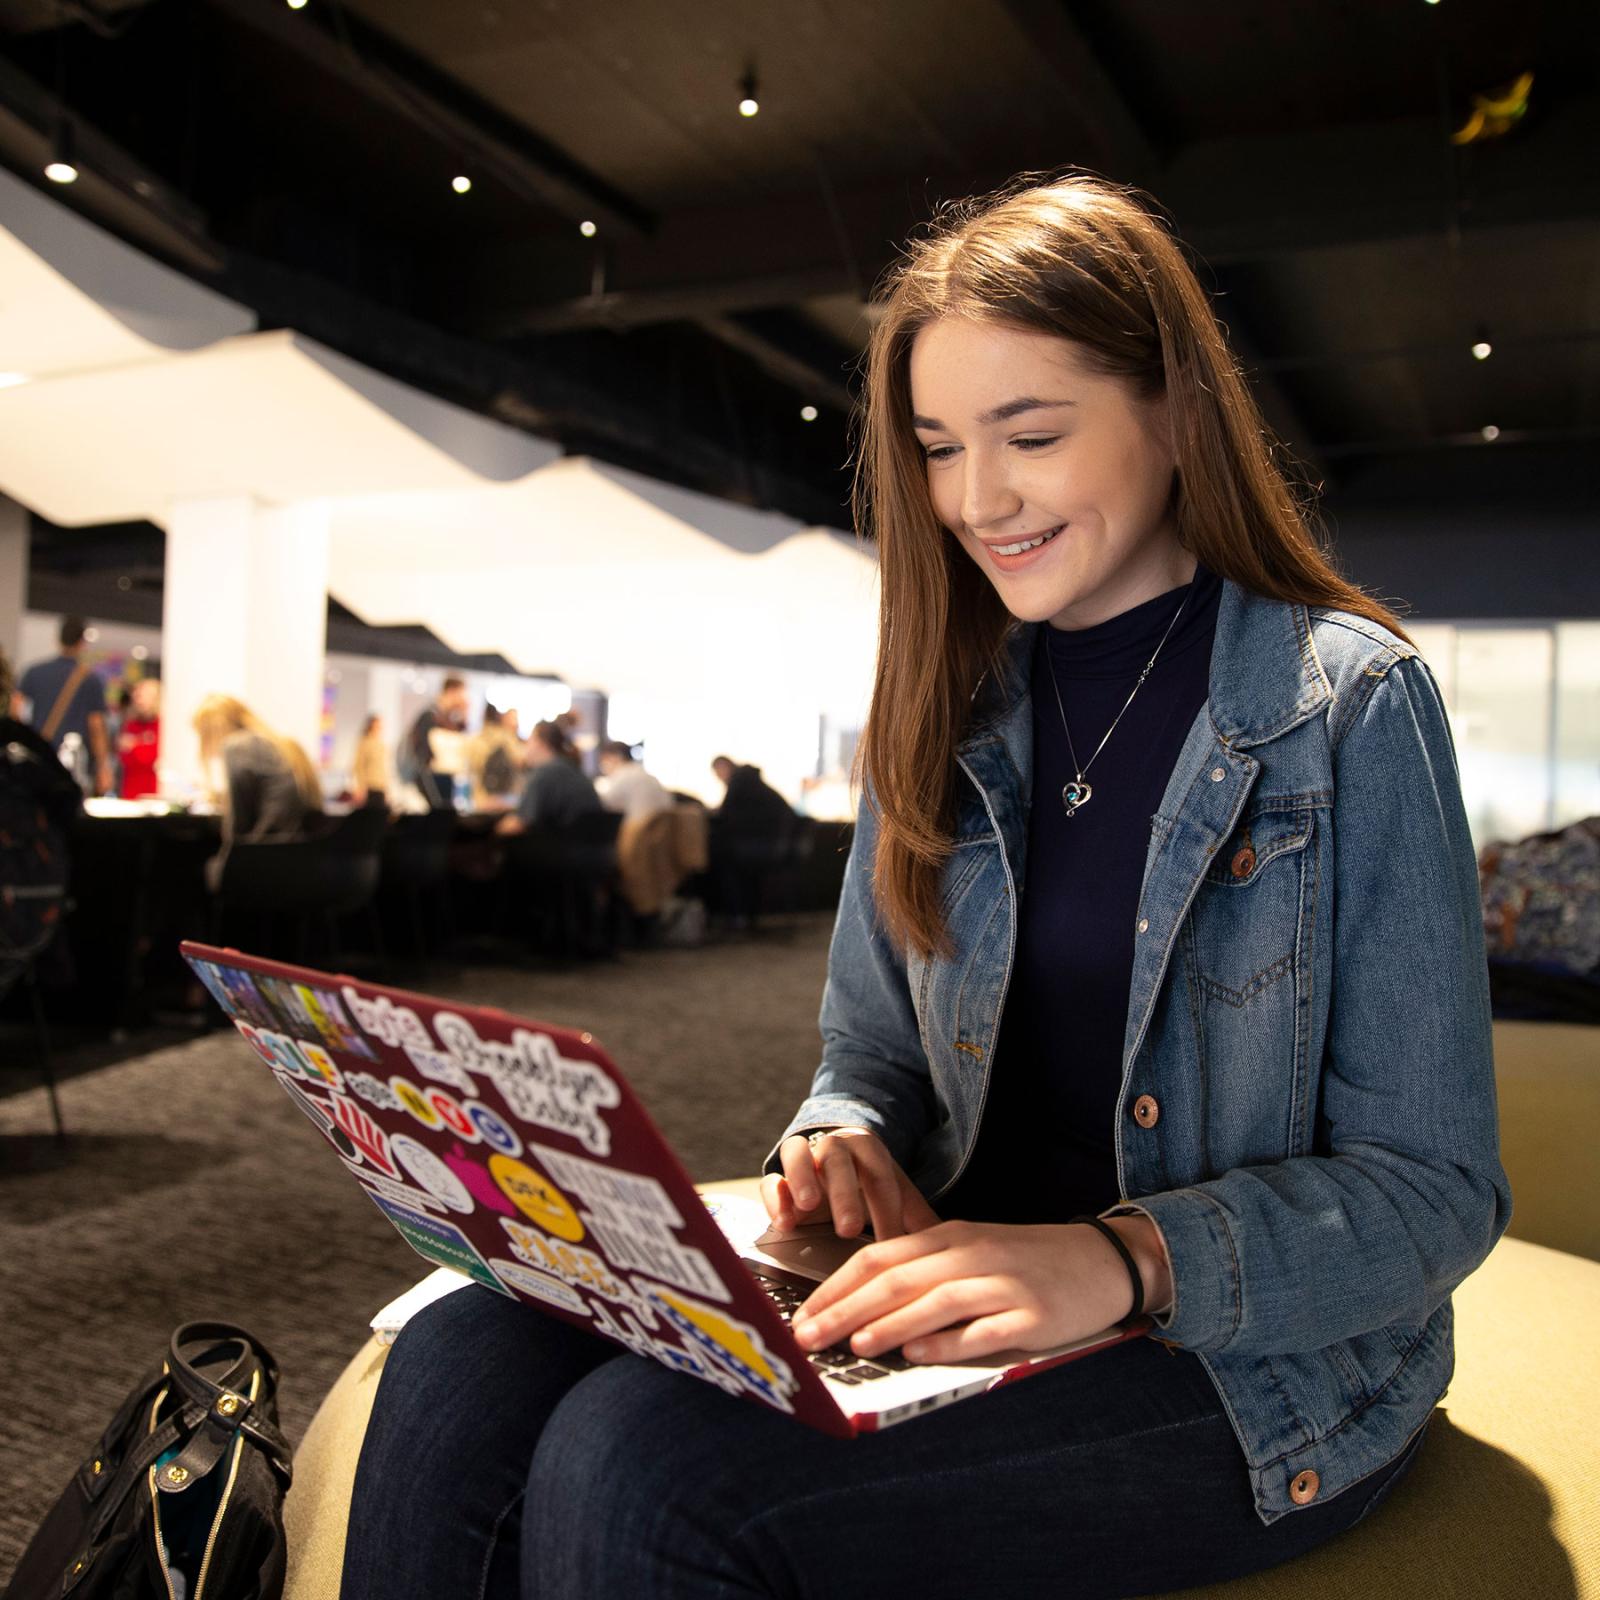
left=1191, top=804, right=1319, bottom=1005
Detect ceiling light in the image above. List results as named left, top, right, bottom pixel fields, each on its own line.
left=131, top=645, right=148, bottom=661
left=452, top=174, right=472, bottom=194
left=83, top=627, right=100, bottom=643
left=287, top=0, right=308, bottom=9
left=0, top=372, right=30, bottom=390
left=739, top=68, right=759, bottom=118
left=1481, top=424, right=1500, bottom=441
left=1471, top=340, right=1492, bottom=360
left=800, top=405, right=818, bottom=422
left=579, top=219, right=597, bottom=237
left=45, top=120, right=78, bottom=184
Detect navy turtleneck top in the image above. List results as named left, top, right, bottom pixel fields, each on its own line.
left=939, top=561, right=1223, bottom=1226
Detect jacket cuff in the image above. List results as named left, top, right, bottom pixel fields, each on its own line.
left=1105, top=1189, right=1242, bottom=1352
left=762, top=1095, right=894, bottom=1176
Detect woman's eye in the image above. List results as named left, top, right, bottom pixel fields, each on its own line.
left=1013, top=436, right=1060, bottom=451
left=923, top=445, right=959, bottom=462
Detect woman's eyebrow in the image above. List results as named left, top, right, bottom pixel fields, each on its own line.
left=911, top=396, right=1076, bottom=431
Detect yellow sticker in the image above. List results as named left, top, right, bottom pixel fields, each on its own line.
left=489, top=1154, right=585, bottom=1242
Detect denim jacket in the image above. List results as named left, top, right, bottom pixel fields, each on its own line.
left=776, top=579, right=1511, bottom=1522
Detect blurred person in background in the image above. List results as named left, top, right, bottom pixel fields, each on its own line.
left=712, top=752, right=796, bottom=833
left=401, top=674, right=470, bottom=809
left=496, top=719, right=600, bottom=834
left=350, top=712, right=394, bottom=808
left=117, top=677, right=162, bottom=800
left=595, top=738, right=671, bottom=821
left=466, top=704, right=523, bottom=812
left=17, top=615, right=113, bottom=796
left=193, top=693, right=322, bottom=889
left=0, top=643, right=81, bottom=996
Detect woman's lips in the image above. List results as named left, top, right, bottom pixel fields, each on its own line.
left=981, top=524, right=1064, bottom=573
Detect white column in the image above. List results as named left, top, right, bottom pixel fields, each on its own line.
left=0, top=494, right=28, bottom=673
left=161, top=495, right=329, bottom=797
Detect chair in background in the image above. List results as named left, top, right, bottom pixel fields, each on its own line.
left=503, top=810, right=623, bottom=961
left=378, top=809, right=457, bottom=961
left=211, top=808, right=388, bottom=966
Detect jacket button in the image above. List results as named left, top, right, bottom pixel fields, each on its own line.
left=1210, top=767, right=1226, bottom=782
left=1290, top=1469, right=1320, bottom=1504
left=1137, top=917, right=1149, bottom=934
left=1230, top=845, right=1256, bottom=879
left=1132, top=1094, right=1160, bottom=1128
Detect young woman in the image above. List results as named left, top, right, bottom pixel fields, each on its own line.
left=341, top=174, right=1508, bottom=1599
left=192, top=693, right=321, bottom=887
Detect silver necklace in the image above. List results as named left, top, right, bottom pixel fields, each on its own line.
left=1043, top=586, right=1191, bottom=819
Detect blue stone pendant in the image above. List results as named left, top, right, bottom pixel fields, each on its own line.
left=1061, top=780, right=1093, bottom=818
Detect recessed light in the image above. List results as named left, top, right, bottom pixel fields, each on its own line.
left=44, top=160, right=78, bottom=184
left=1471, top=340, right=1492, bottom=360
left=800, top=405, right=818, bottom=422
left=1480, top=424, right=1501, bottom=441
left=452, top=174, right=472, bottom=195
left=579, top=219, right=597, bottom=237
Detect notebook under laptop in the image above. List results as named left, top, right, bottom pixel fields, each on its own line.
left=180, top=941, right=1143, bottom=1437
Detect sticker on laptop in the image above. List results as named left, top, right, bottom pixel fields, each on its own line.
left=356, top=1169, right=448, bottom=1215
left=487, top=1258, right=592, bottom=1316
left=369, top=1195, right=510, bottom=1294
left=526, top=1140, right=730, bottom=1303
left=390, top=1132, right=475, bottom=1214
left=644, top=1285, right=800, bottom=1414
left=431, top=1012, right=622, bottom=1156
left=489, top=1154, right=585, bottom=1241
left=499, top=1217, right=655, bottom=1323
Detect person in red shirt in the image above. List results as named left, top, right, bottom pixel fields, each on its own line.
left=118, top=677, right=161, bottom=799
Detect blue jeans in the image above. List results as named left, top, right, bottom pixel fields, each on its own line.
left=340, top=1287, right=1425, bottom=1600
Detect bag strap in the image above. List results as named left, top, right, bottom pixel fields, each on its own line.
left=155, top=1323, right=293, bottom=1492
left=38, top=662, right=91, bottom=745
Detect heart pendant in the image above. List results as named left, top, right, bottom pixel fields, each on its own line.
left=1061, top=780, right=1093, bottom=818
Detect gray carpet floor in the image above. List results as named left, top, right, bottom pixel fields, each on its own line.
left=0, top=916, right=833, bottom=1579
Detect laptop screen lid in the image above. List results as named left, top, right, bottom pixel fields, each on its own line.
left=181, top=943, right=1140, bottom=1436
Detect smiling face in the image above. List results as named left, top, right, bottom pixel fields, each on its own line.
left=909, top=317, right=1194, bottom=631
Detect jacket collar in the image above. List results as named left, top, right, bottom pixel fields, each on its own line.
left=961, top=576, right=1332, bottom=756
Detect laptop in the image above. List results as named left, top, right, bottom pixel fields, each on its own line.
left=180, top=941, right=1144, bottom=1437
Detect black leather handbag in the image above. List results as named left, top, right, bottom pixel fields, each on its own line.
left=3, top=1322, right=293, bottom=1600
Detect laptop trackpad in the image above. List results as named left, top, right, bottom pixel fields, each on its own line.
left=744, top=1224, right=865, bottom=1283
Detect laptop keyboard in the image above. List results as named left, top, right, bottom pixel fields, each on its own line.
left=753, top=1271, right=910, bottom=1385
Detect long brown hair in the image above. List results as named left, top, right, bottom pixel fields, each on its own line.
left=192, top=693, right=323, bottom=813
left=856, top=172, right=1410, bottom=960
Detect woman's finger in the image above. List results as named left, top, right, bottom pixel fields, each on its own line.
left=778, top=1134, right=822, bottom=1212
left=797, top=1225, right=957, bottom=1321
left=902, top=1309, right=1035, bottom=1366
left=815, top=1138, right=869, bottom=1237
left=843, top=1274, right=1012, bottom=1359
left=760, top=1172, right=796, bottom=1231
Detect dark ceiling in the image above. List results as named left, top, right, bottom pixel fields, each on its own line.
left=1, top=0, right=1597, bottom=560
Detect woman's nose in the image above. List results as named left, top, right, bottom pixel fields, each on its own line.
left=960, top=455, right=1023, bottom=532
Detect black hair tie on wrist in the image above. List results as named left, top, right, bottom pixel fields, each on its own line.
left=1070, top=1214, right=1145, bottom=1322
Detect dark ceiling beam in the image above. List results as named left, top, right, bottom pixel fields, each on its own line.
left=200, top=0, right=653, bottom=240
left=1167, top=96, right=1600, bottom=265
left=490, top=266, right=856, bottom=337
left=694, top=315, right=855, bottom=415
left=0, top=54, right=220, bottom=273
left=989, top=0, right=1160, bottom=178
left=465, top=97, right=1600, bottom=341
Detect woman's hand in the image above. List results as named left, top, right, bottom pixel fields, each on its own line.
left=761, top=1127, right=941, bottom=1242
left=789, top=1216, right=1169, bottom=1366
